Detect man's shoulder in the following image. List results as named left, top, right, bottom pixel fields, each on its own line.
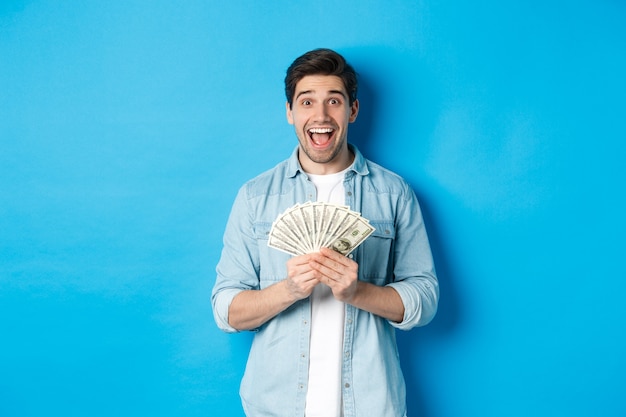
left=239, top=158, right=292, bottom=198
left=362, top=158, right=412, bottom=193
left=364, top=158, right=404, bottom=179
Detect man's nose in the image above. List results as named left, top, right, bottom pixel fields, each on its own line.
left=313, top=103, right=330, bottom=121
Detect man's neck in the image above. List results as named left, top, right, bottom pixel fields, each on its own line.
left=299, top=148, right=354, bottom=175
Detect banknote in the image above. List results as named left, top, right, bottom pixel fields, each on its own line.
left=268, top=202, right=374, bottom=256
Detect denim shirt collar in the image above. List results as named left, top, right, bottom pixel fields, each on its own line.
left=285, top=143, right=370, bottom=178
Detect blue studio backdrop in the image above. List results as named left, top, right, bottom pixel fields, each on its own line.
left=1, top=1, right=625, bottom=416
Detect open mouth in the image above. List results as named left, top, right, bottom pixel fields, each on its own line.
left=307, top=127, right=335, bottom=147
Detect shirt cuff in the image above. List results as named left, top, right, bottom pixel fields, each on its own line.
left=212, top=288, right=244, bottom=333
left=386, top=280, right=436, bottom=330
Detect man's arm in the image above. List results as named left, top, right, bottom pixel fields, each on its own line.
left=349, top=281, right=405, bottom=323
left=228, top=254, right=321, bottom=331
left=309, top=247, right=405, bottom=323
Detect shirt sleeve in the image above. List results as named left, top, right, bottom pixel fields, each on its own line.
left=211, top=185, right=260, bottom=333
left=385, top=186, right=439, bottom=330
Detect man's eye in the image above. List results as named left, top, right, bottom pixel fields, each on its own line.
left=329, top=98, right=340, bottom=105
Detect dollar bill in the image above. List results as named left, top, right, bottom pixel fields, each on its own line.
left=267, top=202, right=375, bottom=256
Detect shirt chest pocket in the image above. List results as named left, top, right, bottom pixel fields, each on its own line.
left=358, top=221, right=395, bottom=285
left=253, top=222, right=289, bottom=286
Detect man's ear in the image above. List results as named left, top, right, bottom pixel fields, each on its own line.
left=286, top=101, right=294, bottom=125
left=349, top=99, right=359, bottom=123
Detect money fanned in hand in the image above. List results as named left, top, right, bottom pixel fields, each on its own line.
left=268, top=202, right=375, bottom=256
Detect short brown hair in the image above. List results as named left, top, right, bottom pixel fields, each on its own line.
left=284, top=48, right=358, bottom=108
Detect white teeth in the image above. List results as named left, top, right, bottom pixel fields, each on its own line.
left=309, top=128, right=333, bottom=133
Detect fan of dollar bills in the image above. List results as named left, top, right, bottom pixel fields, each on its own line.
left=267, top=202, right=375, bottom=256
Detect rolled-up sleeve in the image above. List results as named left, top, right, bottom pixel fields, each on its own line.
left=388, top=274, right=438, bottom=330
left=211, top=186, right=260, bottom=333
left=386, top=186, right=439, bottom=330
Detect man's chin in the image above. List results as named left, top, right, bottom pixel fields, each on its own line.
left=302, top=147, right=337, bottom=165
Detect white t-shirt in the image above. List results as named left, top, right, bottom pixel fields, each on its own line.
left=305, top=169, right=348, bottom=417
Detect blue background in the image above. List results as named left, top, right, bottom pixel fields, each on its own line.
left=1, top=1, right=625, bottom=416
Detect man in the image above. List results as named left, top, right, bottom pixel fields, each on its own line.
left=212, top=48, right=438, bottom=417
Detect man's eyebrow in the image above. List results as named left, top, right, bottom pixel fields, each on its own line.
left=328, top=89, right=348, bottom=98
left=295, top=90, right=313, bottom=100
left=295, top=89, right=348, bottom=100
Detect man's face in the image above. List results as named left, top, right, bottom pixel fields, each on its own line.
left=286, top=75, right=359, bottom=174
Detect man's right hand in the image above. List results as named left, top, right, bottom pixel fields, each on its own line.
left=227, top=254, right=320, bottom=331
left=285, top=254, right=321, bottom=301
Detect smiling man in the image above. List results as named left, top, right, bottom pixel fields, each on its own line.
left=212, top=48, right=439, bottom=417
left=286, top=73, right=358, bottom=173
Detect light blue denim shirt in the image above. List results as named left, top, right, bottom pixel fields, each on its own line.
left=212, top=144, right=438, bottom=417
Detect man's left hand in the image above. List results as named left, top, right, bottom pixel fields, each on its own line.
left=308, top=247, right=359, bottom=303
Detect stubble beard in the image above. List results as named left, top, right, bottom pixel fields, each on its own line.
left=301, top=142, right=342, bottom=164
left=298, top=130, right=347, bottom=166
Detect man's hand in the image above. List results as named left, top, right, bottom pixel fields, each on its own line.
left=308, top=247, right=359, bottom=303
left=227, top=254, right=320, bottom=331
left=308, top=247, right=405, bottom=323
left=285, top=254, right=321, bottom=301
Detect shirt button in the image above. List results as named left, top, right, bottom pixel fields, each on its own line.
left=347, top=192, right=352, bottom=196
left=344, top=383, right=350, bottom=388
left=348, top=254, right=353, bottom=259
